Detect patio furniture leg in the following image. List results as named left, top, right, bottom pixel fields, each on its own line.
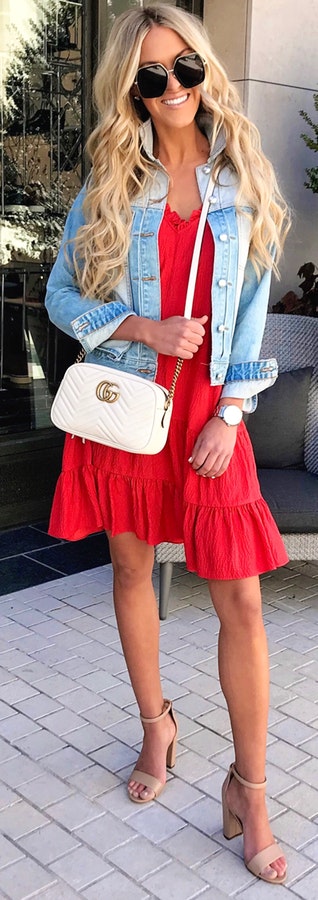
left=159, top=561, right=173, bottom=620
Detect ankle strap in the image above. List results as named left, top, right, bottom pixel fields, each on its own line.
left=140, top=699, right=171, bottom=725
left=231, top=763, right=266, bottom=790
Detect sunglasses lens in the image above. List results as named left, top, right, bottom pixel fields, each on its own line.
left=175, top=53, right=205, bottom=89
left=137, top=63, right=168, bottom=98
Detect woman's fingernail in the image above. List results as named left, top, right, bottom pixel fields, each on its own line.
left=188, top=457, right=193, bottom=463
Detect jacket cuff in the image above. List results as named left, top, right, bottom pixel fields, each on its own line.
left=71, top=309, right=136, bottom=352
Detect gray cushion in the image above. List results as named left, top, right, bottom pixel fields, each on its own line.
left=259, top=468, right=318, bottom=532
left=246, top=367, right=313, bottom=468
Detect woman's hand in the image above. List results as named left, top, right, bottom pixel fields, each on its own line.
left=189, top=417, right=238, bottom=478
left=147, top=315, right=208, bottom=358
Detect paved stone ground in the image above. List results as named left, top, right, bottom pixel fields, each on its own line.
left=0, top=559, right=317, bottom=899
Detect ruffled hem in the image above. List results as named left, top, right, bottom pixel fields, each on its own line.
left=184, top=496, right=289, bottom=580
left=48, top=463, right=288, bottom=579
left=49, top=465, right=184, bottom=546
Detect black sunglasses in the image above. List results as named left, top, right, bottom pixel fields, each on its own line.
left=135, top=52, right=206, bottom=99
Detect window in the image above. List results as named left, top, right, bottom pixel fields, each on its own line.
left=0, top=1, right=86, bottom=434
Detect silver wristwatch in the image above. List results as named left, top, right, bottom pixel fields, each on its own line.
left=215, top=405, right=243, bottom=426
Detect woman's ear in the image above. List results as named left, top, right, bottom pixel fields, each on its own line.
left=131, top=93, right=150, bottom=123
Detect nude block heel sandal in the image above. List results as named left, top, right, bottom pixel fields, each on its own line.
left=222, top=763, right=287, bottom=885
left=128, top=699, right=178, bottom=804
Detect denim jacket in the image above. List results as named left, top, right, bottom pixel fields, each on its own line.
left=45, top=114, right=277, bottom=412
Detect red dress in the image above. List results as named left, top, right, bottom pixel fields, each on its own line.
left=48, top=204, right=288, bottom=580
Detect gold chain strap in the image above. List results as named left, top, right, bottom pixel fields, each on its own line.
left=162, top=356, right=184, bottom=423
left=75, top=347, right=86, bottom=364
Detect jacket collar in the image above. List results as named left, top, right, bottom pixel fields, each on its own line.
left=139, top=111, right=226, bottom=164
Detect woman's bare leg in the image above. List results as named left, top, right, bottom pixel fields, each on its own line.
left=209, top=575, right=287, bottom=881
left=108, top=531, right=175, bottom=800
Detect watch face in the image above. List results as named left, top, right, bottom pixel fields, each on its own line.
left=222, top=405, right=242, bottom=425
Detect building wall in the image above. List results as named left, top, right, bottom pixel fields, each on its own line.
left=204, top=0, right=317, bottom=305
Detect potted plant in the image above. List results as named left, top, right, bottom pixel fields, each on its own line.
left=273, top=93, right=317, bottom=317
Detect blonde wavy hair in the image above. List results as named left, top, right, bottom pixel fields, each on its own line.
left=73, top=3, right=290, bottom=300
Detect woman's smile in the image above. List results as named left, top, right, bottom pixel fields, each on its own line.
left=161, top=92, right=189, bottom=107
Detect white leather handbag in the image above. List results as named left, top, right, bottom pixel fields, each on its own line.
left=50, top=174, right=213, bottom=454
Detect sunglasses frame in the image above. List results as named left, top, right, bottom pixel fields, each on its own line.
left=134, top=51, right=206, bottom=99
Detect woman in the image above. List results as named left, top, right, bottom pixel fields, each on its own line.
left=45, top=4, right=290, bottom=885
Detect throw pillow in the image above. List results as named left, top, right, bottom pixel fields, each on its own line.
left=245, top=366, right=313, bottom=468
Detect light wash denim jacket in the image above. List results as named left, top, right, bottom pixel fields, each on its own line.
left=45, top=114, right=277, bottom=412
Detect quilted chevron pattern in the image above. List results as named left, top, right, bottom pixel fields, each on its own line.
left=51, top=363, right=173, bottom=454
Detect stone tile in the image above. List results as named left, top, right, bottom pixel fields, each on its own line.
left=173, top=748, right=218, bottom=784
left=105, top=714, right=143, bottom=747
left=76, top=669, right=121, bottom=693
left=81, top=698, right=129, bottom=729
left=196, top=707, right=232, bottom=736
left=199, top=847, right=255, bottom=894
left=268, top=809, right=317, bottom=850
left=0, top=650, right=33, bottom=672
left=0, top=737, right=20, bottom=762
left=53, top=658, right=98, bottom=679
left=0, top=700, right=17, bottom=721
left=13, top=656, right=54, bottom=685
left=181, top=795, right=221, bottom=836
left=278, top=783, right=318, bottom=818
left=0, top=784, right=19, bottom=810
left=19, top=822, right=79, bottom=865
left=39, top=708, right=86, bottom=736
left=303, top=839, right=318, bottom=863
left=13, top=728, right=65, bottom=759
left=0, top=857, right=56, bottom=899
left=45, top=794, right=104, bottom=831
left=17, top=771, right=74, bottom=809
left=75, top=811, right=136, bottom=853
left=265, top=762, right=299, bottom=797
left=287, top=868, right=318, bottom=898
left=66, top=723, right=113, bottom=754
left=143, top=858, right=210, bottom=899
left=0, top=800, right=48, bottom=839
left=173, top=693, right=219, bottom=718
left=194, top=767, right=226, bottom=800
left=34, top=885, right=79, bottom=899
left=297, top=735, right=318, bottom=759
left=107, top=834, right=170, bottom=880
left=277, top=697, right=318, bottom=724
left=0, top=712, right=41, bottom=741
left=67, top=765, right=119, bottom=799
left=160, top=823, right=220, bottom=867
left=0, top=833, right=24, bottom=868
left=157, top=778, right=205, bottom=814
left=0, top=755, right=43, bottom=787
left=266, top=739, right=311, bottom=772
left=61, top=687, right=104, bottom=713
left=34, top=673, right=83, bottom=698
left=41, top=746, right=92, bottom=778
left=182, top=673, right=218, bottom=697
left=50, top=846, right=112, bottom=891
left=16, top=693, right=62, bottom=720
left=127, top=804, right=184, bottom=843
left=291, top=757, right=318, bottom=788
left=90, top=739, right=137, bottom=773
left=268, top=718, right=317, bottom=746
left=82, top=871, right=148, bottom=899
left=0, top=680, right=38, bottom=705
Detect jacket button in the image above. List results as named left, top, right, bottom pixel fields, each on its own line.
left=217, top=324, right=228, bottom=332
left=216, top=373, right=223, bottom=380
left=219, top=233, right=228, bottom=241
left=203, top=165, right=211, bottom=174
left=218, top=278, right=227, bottom=287
left=209, top=196, right=217, bottom=203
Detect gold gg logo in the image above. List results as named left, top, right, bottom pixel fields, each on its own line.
left=96, top=380, right=120, bottom=403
